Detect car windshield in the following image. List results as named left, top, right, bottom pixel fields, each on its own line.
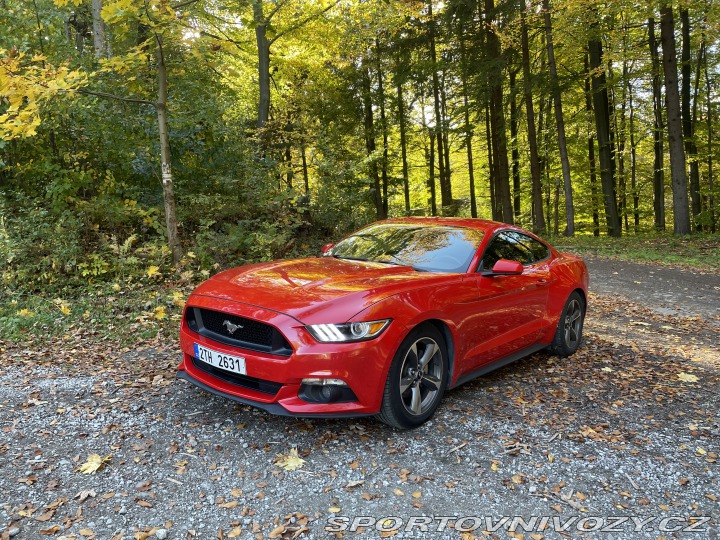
left=330, top=223, right=485, bottom=273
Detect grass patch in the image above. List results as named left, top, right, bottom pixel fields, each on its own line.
left=0, top=277, right=196, bottom=345
left=550, top=232, right=720, bottom=270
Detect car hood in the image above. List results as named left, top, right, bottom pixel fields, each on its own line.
left=190, top=257, right=453, bottom=324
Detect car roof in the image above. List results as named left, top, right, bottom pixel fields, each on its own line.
left=376, top=217, right=513, bottom=236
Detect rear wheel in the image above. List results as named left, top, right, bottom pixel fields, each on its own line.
left=377, top=323, right=448, bottom=429
left=548, top=291, right=585, bottom=356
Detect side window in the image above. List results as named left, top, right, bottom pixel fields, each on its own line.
left=480, top=231, right=549, bottom=270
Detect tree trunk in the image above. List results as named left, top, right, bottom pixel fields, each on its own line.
left=485, top=98, right=496, bottom=218
left=509, top=69, right=521, bottom=223
left=681, top=9, right=701, bottom=228
left=629, top=80, right=639, bottom=232
left=615, top=57, right=628, bottom=233
left=396, top=79, right=411, bottom=214
left=660, top=6, right=691, bottom=235
left=362, top=65, right=384, bottom=219
left=155, top=34, right=182, bottom=264
left=588, top=32, right=621, bottom=237
left=91, top=0, right=106, bottom=59
left=459, top=37, right=477, bottom=218
left=429, top=129, right=437, bottom=216
left=428, top=0, right=449, bottom=209
left=441, top=75, right=453, bottom=213
left=252, top=1, right=270, bottom=129
left=284, top=144, right=293, bottom=188
left=376, top=45, right=389, bottom=218
left=707, top=52, right=716, bottom=232
left=585, top=55, right=600, bottom=237
left=648, top=18, right=666, bottom=231
left=543, top=0, right=574, bottom=236
left=521, top=5, right=545, bottom=234
left=301, top=145, right=309, bottom=195
left=484, top=0, right=512, bottom=223
left=421, top=98, right=437, bottom=216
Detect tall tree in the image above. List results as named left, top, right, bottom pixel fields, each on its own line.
left=588, top=20, right=621, bottom=237
left=648, top=17, right=666, bottom=231
left=660, top=5, right=691, bottom=235
left=483, top=0, right=513, bottom=223
left=427, top=0, right=451, bottom=209
left=91, top=0, right=107, bottom=58
left=680, top=8, right=701, bottom=228
left=520, top=2, right=545, bottom=233
left=543, top=0, right=574, bottom=235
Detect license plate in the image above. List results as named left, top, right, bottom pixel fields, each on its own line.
left=194, top=343, right=246, bottom=375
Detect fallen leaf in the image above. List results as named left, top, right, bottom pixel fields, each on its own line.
left=35, top=510, right=55, bottom=521
left=268, top=525, right=285, bottom=539
left=77, top=454, right=111, bottom=475
left=274, top=448, right=305, bottom=471
left=227, top=527, right=242, bottom=538
left=677, top=372, right=699, bottom=383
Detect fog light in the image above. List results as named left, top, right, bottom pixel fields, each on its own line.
left=301, top=378, right=347, bottom=386
left=298, top=379, right=357, bottom=404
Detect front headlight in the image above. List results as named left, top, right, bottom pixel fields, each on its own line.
left=305, top=319, right=391, bottom=343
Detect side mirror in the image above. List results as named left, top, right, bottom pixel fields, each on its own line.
left=483, top=259, right=523, bottom=276
left=321, top=243, right=335, bottom=256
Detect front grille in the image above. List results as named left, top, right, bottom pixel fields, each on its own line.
left=186, top=308, right=292, bottom=356
left=200, top=309, right=273, bottom=346
left=192, top=357, right=283, bottom=395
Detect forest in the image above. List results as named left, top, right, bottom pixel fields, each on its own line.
left=1, top=0, right=719, bottom=296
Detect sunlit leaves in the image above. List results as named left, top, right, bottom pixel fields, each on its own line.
left=0, top=51, right=86, bottom=140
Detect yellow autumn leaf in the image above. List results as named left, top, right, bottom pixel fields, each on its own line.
left=153, top=306, right=167, bottom=320
left=146, top=265, right=160, bottom=278
left=393, top=488, right=404, bottom=496
left=171, top=291, right=185, bottom=307
left=77, top=454, right=111, bottom=474
left=274, top=448, right=305, bottom=471
left=53, top=298, right=71, bottom=315
left=677, top=372, right=699, bottom=383
left=17, top=309, right=34, bottom=317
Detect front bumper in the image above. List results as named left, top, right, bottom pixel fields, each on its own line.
left=177, top=295, right=402, bottom=417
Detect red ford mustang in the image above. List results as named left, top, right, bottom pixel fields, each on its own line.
left=178, top=218, right=588, bottom=428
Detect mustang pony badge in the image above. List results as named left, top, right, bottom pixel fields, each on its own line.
left=223, top=320, right=244, bottom=334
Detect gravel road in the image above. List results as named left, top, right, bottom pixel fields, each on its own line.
left=583, top=257, right=720, bottom=320
left=1, top=256, right=718, bottom=540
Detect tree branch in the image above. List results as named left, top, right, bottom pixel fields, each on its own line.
left=171, top=0, right=200, bottom=9
left=76, top=88, right=155, bottom=107
left=269, top=0, right=340, bottom=45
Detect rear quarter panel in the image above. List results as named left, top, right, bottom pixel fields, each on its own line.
left=542, top=253, right=589, bottom=342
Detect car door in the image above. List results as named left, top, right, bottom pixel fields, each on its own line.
left=461, top=231, right=552, bottom=370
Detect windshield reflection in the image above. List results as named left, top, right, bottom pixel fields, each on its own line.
left=330, top=224, right=485, bottom=273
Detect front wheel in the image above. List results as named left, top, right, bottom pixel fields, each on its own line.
left=548, top=291, right=585, bottom=357
left=377, top=323, right=448, bottom=429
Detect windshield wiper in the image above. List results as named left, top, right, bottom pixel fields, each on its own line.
left=335, top=255, right=410, bottom=268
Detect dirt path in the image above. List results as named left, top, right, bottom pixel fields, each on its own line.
left=584, top=257, right=720, bottom=320
left=1, top=257, right=718, bottom=540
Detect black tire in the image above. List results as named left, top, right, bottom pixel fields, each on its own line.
left=548, top=291, right=585, bottom=357
left=377, top=323, right=448, bottom=429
